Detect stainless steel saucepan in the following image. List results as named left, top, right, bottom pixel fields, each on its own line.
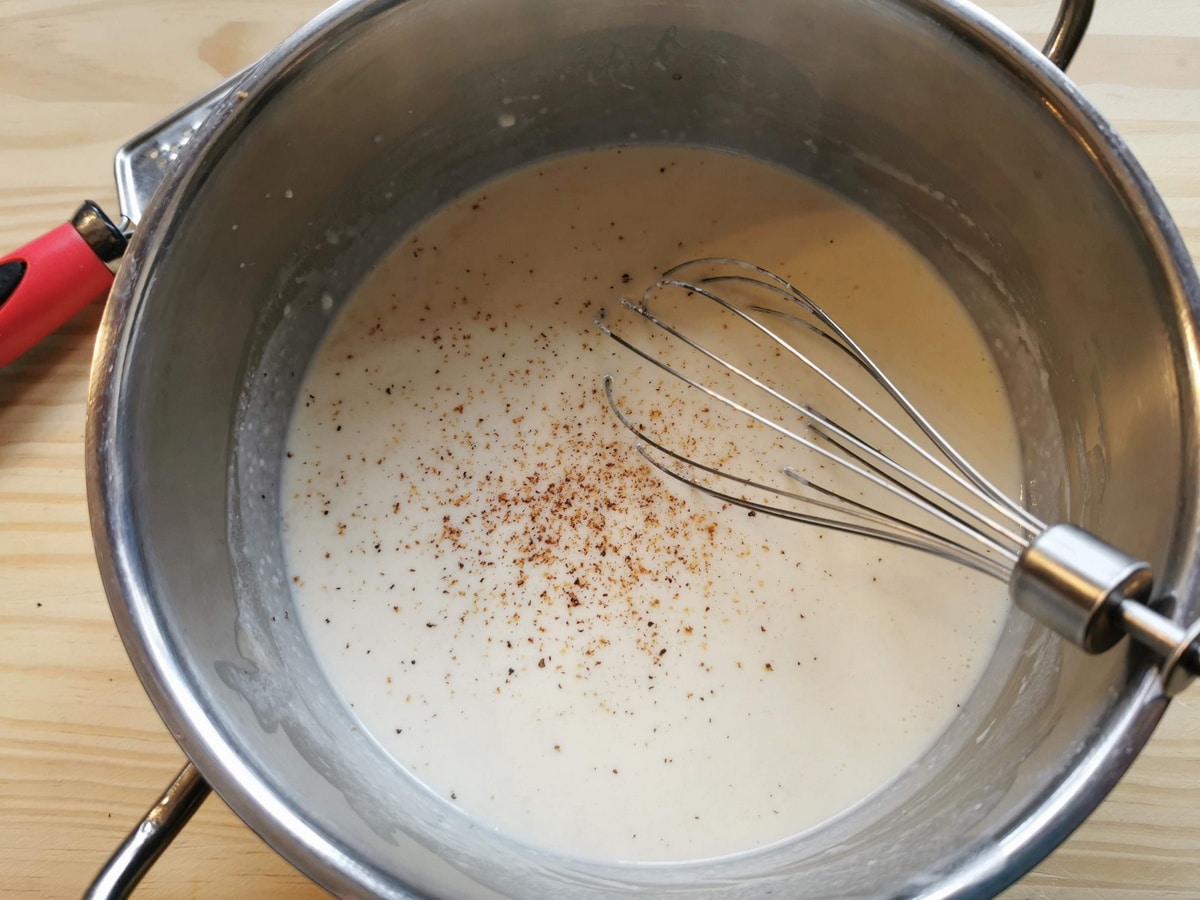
left=49, top=0, right=1200, bottom=896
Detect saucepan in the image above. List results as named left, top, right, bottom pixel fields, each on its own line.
left=34, top=0, right=1198, bottom=896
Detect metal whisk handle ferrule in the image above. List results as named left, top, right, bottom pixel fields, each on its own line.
left=1014, top=524, right=1200, bottom=695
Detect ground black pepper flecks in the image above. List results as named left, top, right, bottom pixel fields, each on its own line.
left=278, top=145, right=1017, bottom=862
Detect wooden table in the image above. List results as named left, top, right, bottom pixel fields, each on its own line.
left=1, top=1, right=1197, bottom=896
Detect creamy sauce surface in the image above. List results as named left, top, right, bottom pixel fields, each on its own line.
left=281, top=146, right=1019, bottom=861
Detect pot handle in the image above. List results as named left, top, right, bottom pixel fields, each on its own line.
left=1042, top=0, right=1094, bottom=70
left=83, top=762, right=212, bottom=900
left=0, top=202, right=126, bottom=368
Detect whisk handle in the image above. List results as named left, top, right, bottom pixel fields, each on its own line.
left=1117, top=601, right=1200, bottom=697
left=1013, top=524, right=1199, bottom=696
left=1012, top=524, right=1150, bottom=654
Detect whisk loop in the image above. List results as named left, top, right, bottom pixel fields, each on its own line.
left=598, top=257, right=1200, bottom=694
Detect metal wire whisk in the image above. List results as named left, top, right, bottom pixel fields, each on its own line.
left=598, top=258, right=1200, bottom=695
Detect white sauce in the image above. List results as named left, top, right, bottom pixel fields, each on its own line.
left=281, top=146, right=1019, bottom=862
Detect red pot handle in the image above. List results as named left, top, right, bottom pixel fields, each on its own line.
left=0, top=201, right=127, bottom=368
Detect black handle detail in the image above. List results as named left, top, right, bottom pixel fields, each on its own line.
left=0, top=260, right=26, bottom=308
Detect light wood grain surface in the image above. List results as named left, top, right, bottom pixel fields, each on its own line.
left=1, top=1, right=1198, bottom=897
